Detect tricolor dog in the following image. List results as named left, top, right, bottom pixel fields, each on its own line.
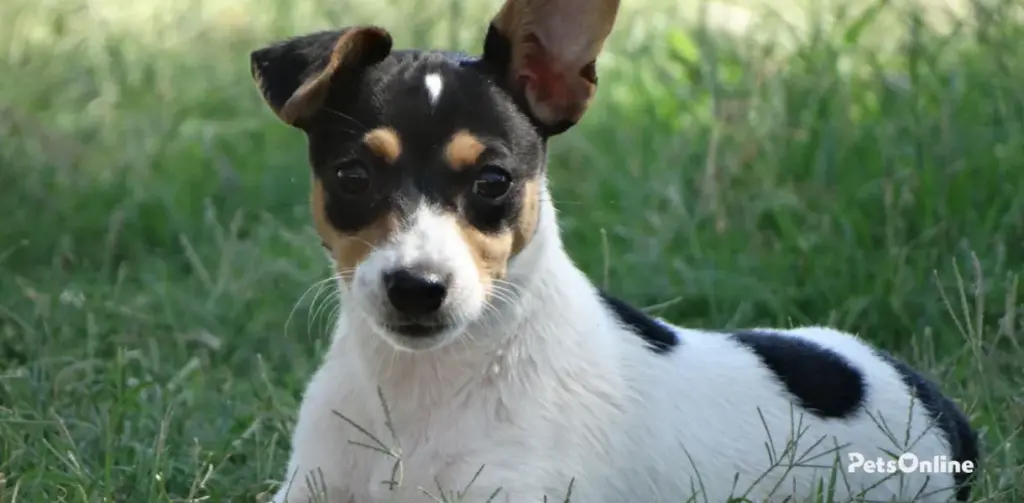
left=250, top=0, right=979, bottom=501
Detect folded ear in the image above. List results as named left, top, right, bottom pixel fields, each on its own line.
left=250, top=26, right=393, bottom=127
left=482, top=0, right=620, bottom=134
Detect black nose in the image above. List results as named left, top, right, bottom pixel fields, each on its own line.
left=384, top=268, right=449, bottom=316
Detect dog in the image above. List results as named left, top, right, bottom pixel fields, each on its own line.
left=249, top=0, right=979, bottom=501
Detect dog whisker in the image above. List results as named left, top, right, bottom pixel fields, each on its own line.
left=286, top=275, right=342, bottom=340
left=322, top=106, right=369, bottom=132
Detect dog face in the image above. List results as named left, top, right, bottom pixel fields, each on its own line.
left=250, top=0, right=620, bottom=351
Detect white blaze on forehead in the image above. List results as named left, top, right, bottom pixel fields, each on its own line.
left=424, top=72, right=443, bottom=107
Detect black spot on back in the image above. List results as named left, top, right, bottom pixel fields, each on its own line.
left=874, top=350, right=979, bottom=501
left=598, top=290, right=678, bottom=355
left=730, top=330, right=866, bottom=419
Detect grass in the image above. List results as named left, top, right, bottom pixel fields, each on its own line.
left=1, top=0, right=1022, bottom=500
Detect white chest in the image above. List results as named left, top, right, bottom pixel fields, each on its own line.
left=326, top=386, right=562, bottom=502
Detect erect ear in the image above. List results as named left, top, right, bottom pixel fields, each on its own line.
left=250, top=26, right=392, bottom=127
left=482, top=0, right=620, bottom=135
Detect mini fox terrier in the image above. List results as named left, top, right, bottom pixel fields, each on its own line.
left=250, top=0, right=979, bottom=501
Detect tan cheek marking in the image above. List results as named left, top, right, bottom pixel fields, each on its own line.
left=511, top=179, right=541, bottom=255
left=457, top=179, right=542, bottom=289
left=311, top=178, right=396, bottom=279
left=310, top=178, right=337, bottom=248
left=363, top=127, right=402, bottom=164
left=444, top=130, right=487, bottom=171
left=457, top=223, right=515, bottom=289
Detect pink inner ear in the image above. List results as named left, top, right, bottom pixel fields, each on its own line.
left=518, top=34, right=592, bottom=125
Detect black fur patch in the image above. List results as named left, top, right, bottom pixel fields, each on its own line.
left=730, top=330, right=866, bottom=419
left=598, top=291, right=678, bottom=354
left=250, top=30, right=343, bottom=114
left=875, top=350, right=979, bottom=501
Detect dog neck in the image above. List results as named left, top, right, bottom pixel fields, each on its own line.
left=329, top=184, right=616, bottom=407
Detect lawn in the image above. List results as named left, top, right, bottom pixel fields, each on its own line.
left=1, top=0, right=1022, bottom=501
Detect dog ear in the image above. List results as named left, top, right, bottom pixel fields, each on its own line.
left=481, top=0, right=620, bottom=135
left=250, top=26, right=393, bottom=127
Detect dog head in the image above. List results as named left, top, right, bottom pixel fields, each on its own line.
left=250, top=0, right=620, bottom=351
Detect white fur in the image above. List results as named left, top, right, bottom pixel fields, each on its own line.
left=350, top=204, right=485, bottom=352
left=273, top=187, right=964, bottom=503
left=424, top=73, right=443, bottom=107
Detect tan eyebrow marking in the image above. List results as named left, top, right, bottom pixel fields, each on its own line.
left=362, top=127, right=402, bottom=163
left=444, top=130, right=487, bottom=171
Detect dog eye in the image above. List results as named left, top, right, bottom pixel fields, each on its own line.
left=335, top=161, right=372, bottom=195
left=472, top=165, right=512, bottom=200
